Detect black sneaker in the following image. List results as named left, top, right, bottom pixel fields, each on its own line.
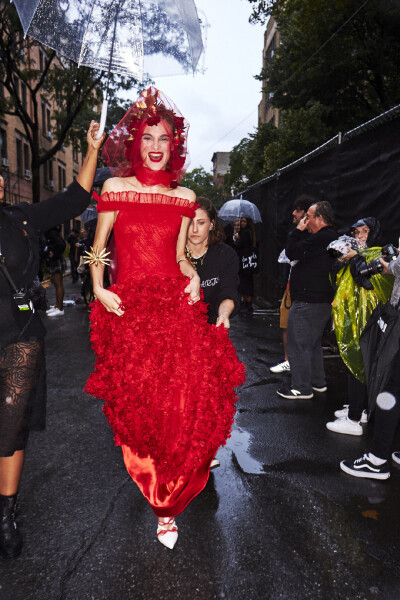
left=277, top=387, right=313, bottom=400
left=340, top=454, right=390, bottom=480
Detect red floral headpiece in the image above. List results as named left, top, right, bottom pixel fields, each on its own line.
left=101, top=87, right=190, bottom=188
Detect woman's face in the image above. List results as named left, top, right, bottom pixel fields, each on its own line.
left=240, top=217, right=247, bottom=229
left=0, top=176, right=4, bottom=201
left=140, top=120, right=172, bottom=172
left=187, top=209, right=213, bottom=247
left=354, top=225, right=370, bottom=248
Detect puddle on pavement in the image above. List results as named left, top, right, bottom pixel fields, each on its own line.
left=226, top=427, right=264, bottom=475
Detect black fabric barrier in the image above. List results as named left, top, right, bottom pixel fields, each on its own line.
left=243, top=117, right=400, bottom=305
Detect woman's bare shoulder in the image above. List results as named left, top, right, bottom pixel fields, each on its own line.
left=101, top=177, right=137, bottom=195
left=174, top=185, right=196, bottom=202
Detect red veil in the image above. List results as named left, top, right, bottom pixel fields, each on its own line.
left=101, top=86, right=190, bottom=189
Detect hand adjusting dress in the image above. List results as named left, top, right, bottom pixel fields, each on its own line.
left=85, top=190, right=245, bottom=516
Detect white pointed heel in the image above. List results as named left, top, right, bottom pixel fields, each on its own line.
left=157, top=517, right=178, bottom=550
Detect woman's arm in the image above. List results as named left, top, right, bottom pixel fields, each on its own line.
left=216, top=299, right=235, bottom=329
left=91, top=210, right=124, bottom=316
left=177, top=216, right=200, bottom=304
left=31, top=122, right=105, bottom=233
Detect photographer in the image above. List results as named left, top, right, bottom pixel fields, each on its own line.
left=277, top=201, right=338, bottom=400
left=0, top=122, right=104, bottom=559
left=340, top=250, right=400, bottom=480
left=326, top=218, right=393, bottom=436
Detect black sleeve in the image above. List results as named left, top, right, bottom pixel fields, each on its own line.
left=349, top=254, right=374, bottom=290
left=234, top=229, right=252, bottom=250
left=285, top=228, right=317, bottom=260
left=216, top=247, right=240, bottom=315
left=24, top=180, right=91, bottom=234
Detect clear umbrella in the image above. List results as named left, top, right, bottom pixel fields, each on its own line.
left=12, top=0, right=204, bottom=135
left=218, top=198, right=262, bottom=223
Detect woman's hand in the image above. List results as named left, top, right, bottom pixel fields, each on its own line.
left=184, top=273, right=201, bottom=305
left=94, top=287, right=124, bottom=316
left=87, top=120, right=106, bottom=151
left=216, top=311, right=230, bottom=329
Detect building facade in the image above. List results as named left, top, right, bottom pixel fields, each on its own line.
left=0, top=43, right=85, bottom=233
left=258, top=16, right=280, bottom=128
left=211, top=151, right=231, bottom=189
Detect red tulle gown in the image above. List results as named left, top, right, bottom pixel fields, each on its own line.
left=85, top=190, right=245, bottom=516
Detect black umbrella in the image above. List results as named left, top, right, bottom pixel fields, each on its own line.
left=360, top=300, right=400, bottom=414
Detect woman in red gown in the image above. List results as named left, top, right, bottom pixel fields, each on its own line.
left=85, top=87, right=245, bottom=549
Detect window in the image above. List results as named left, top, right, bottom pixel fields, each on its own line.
left=49, top=159, right=53, bottom=185
left=58, top=163, right=66, bottom=191
left=16, top=138, right=23, bottom=177
left=41, top=101, right=51, bottom=137
left=0, top=129, right=7, bottom=163
left=21, top=83, right=27, bottom=112
left=43, top=162, right=48, bottom=187
left=72, top=146, right=79, bottom=163
left=13, top=75, right=20, bottom=100
left=23, top=143, right=30, bottom=174
left=39, top=49, right=47, bottom=73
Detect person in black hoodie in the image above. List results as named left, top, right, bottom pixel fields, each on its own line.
left=185, top=197, right=239, bottom=328
left=0, top=121, right=104, bottom=559
left=277, top=201, right=338, bottom=400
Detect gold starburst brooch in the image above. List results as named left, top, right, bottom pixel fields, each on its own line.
left=83, top=245, right=111, bottom=267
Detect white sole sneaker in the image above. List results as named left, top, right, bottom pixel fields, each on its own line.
left=312, top=386, right=327, bottom=393
left=277, top=388, right=313, bottom=400
left=392, top=452, right=400, bottom=465
left=270, top=360, right=290, bottom=373
left=334, top=405, right=368, bottom=423
left=326, top=417, right=363, bottom=436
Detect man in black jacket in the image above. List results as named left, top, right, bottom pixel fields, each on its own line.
left=277, top=201, right=338, bottom=400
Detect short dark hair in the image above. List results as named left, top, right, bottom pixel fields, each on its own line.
left=196, top=197, right=225, bottom=245
left=292, top=194, right=315, bottom=213
left=312, top=201, right=334, bottom=226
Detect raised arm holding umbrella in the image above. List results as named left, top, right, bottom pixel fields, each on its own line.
left=0, top=122, right=104, bottom=560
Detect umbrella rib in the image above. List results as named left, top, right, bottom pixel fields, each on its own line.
left=78, top=0, right=99, bottom=68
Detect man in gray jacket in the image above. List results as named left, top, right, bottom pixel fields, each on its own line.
left=340, top=251, right=400, bottom=480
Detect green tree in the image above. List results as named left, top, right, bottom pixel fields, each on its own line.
left=0, top=1, right=139, bottom=202
left=224, top=122, right=279, bottom=194
left=251, top=0, right=400, bottom=132
left=181, top=167, right=225, bottom=207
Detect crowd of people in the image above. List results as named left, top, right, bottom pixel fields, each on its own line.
left=1, top=86, right=399, bottom=563
left=271, top=195, right=400, bottom=482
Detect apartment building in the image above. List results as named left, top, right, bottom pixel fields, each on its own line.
left=0, top=43, right=83, bottom=234
left=258, top=16, right=280, bottom=128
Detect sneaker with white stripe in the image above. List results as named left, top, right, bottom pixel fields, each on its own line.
left=277, top=387, right=313, bottom=400
left=340, top=454, right=390, bottom=480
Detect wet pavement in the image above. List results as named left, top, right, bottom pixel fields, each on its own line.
left=1, top=280, right=400, bottom=600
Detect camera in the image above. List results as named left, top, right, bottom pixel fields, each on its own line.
left=358, top=243, right=398, bottom=277
left=13, top=290, right=32, bottom=312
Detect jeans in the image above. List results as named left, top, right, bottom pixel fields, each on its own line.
left=287, top=300, right=332, bottom=394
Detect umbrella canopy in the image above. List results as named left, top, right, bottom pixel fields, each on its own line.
left=12, top=0, right=203, bottom=80
left=218, top=198, right=262, bottom=223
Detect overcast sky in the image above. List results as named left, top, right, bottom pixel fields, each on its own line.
left=152, top=0, right=266, bottom=173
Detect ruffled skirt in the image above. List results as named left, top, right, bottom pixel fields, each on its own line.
left=85, top=274, right=245, bottom=486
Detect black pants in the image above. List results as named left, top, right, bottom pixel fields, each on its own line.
left=347, top=372, right=368, bottom=421
left=370, top=351, right=400, bottom=461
